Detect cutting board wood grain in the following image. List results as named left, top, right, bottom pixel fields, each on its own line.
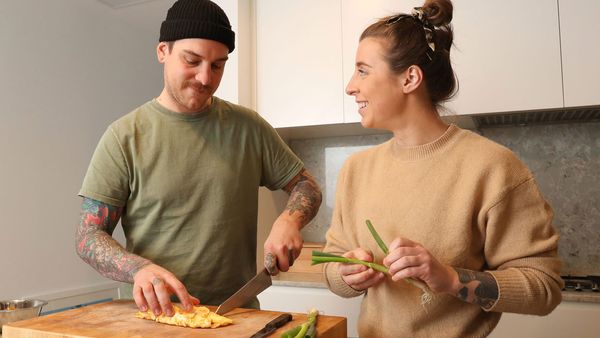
left=2, top=300, right=346, bottom=338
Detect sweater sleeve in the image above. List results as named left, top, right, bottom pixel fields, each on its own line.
left=323, top=160, right=364, bottom=298
left=483, top=177, right=564, bottom=315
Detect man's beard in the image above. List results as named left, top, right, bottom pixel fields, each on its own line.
left=168, top=80, right=213, bottom=112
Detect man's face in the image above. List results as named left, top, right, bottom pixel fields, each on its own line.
left=157, top=38, right=229, bottom=113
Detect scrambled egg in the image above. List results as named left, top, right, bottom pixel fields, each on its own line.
left=135, top=305, right=233, bottom=329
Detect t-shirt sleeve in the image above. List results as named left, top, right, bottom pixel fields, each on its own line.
left=256, top=116, right=304, bottom=190
left=78, top=127, right=130, bottom=207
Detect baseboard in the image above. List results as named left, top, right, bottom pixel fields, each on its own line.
left=24, top=281, right=122, bottom=314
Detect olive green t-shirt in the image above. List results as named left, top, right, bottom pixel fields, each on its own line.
left=79, top=97, right=303, bottom=307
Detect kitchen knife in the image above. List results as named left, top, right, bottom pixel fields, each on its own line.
left=215, top=267, right=272, bottom=315
left=249, top=313, right=293, bottom=338
left=215, top=250, right=295, bottom=315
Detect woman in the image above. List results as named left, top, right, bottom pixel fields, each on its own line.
left=322, top=0, right=563, bottom=336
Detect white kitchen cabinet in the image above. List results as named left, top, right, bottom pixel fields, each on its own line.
left=341, top=0, right=564, bottom=118
left=341, top=0, right=422, bottom=123
left=259, top=285, right=600, bottom=338
left=257, top=1, right=566, bottom=128
left=558, top=0, right=600, bottom=107
left=491, top=301, right=600, bottom=338
left=255, top=0, right=344, bottom=128
left=447, top=0, right=563, bottom=115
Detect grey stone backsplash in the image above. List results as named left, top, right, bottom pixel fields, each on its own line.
left=289, top=122, right=600, bottom=276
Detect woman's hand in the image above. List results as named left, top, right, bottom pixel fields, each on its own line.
left=383, top=237, right=457, bottom=294
left=340, top=248, right=385, bottom=291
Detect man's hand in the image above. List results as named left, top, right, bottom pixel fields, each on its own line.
left=264, top=218, right=303, bottom=274
left=264, top=168, right=322, bottom=274
left=340, top=248, right=385, bottom=291
left=132, top=264, right=200, bottom=317
left=76, top=198, right=200, bottom=315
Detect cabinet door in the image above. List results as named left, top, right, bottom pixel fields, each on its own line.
left=255, top=0, right=344, bottom=128
left=341, top=0, right=422, bottom=123
left=447, top=0, right=563, bottom=115
left=342, top=0, right=564, bottom=118
left=559, top=0, right=600, bottom=107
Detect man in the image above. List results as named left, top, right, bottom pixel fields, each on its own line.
left=76, top=0, right=321, bottom=318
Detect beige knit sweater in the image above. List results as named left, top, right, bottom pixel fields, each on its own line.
left=323, top=125, right=563, bottom=338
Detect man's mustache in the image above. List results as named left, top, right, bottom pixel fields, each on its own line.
left=185, top=81, right=211, bottom=92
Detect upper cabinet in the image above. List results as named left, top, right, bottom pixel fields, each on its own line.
left=255, top=0, right=344, bottom=128
left=256, top=1, right=596, bottom=128
left=341, top=1, right=422, bottom=123
left=559, top=0, right=600, bottom=107
left=446, top=0, right=563, bottom=115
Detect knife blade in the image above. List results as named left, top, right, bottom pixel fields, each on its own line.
left=249, top=313, right=293, bottom=338
left=216, top=249, right=296, bottom=315
left=215, top=268, right=272, bottom=315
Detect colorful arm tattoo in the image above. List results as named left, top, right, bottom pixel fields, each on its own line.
left=454, top=268, right=499, bottom=310
left=75, top=197, right=151, bottom=283
left=282, top=168, right=322, bottom=227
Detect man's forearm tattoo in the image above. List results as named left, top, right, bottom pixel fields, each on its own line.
left=76, top=197, right=151, bottom=283
left=454, top=268, right=499, bottom=310
left=283, top=169, right=322, bottom=226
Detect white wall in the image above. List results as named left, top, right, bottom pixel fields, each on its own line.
left=0, top=0, right=246, bottom=304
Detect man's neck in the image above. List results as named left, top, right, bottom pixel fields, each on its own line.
left=156, top=90, right=212, bottom=114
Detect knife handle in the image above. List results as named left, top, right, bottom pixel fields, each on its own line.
left=265, top=248, right=296, bottom=275
left=265, top=313, right=293, bottom=330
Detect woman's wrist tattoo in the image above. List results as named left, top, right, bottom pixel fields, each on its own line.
left=454, top=268, right=499, bottom=310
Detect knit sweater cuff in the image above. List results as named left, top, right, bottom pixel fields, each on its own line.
left=324, top=263, right=365, bottom=298
left=487, top=268, right=553, bottom=313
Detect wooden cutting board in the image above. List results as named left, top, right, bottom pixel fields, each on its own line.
left=2, top=300, right=346, bottom=338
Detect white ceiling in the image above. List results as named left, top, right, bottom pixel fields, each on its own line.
left=96, top=0, right=162, bottom=9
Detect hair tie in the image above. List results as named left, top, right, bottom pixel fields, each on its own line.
left=411, top=7, right=435, bottom=53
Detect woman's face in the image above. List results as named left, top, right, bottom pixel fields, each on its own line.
left=345, top=37, right=406, bottom=130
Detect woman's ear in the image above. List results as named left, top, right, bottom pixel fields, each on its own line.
left=157, top=42, right=169, bottom=63
left=401, top=65, right=424, bottom=94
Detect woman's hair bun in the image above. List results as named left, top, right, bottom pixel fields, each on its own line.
left=422, top=0, right=453, bottom=26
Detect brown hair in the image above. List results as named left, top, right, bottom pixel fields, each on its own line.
left=360, top=0, right=457, bottom=106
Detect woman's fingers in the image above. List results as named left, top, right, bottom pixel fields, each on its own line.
left=343, top=267, right=385, bottom=290
left=388, top=237, right=418, bottom=252
left=344, top=248, right=373, bottom=262
left=340, top=248, right=384, bottom=291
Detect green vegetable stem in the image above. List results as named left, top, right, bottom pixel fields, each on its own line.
left=310, top=220, right=434, bottom=305
left=280, top=308, right=318, bottom=338
left=311, top=251, right=389, bottom=274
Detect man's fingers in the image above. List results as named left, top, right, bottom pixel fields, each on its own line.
left=142, top=280, right=161, bottom=315
left=133, top=284, right=148, bottom=312
left=190, top=296, right=201, bottom=306
left=166, top=277, right=194, bottom=312
left=152, top=277, right=174, bottom=316
left=265, top=247, right=296, bottom=274
left=288, top=248, right=295, bottom=266
left=264, top=252, right=278, bottom=275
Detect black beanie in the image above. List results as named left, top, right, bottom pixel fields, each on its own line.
left=159, top=0, right=235, bottom=53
